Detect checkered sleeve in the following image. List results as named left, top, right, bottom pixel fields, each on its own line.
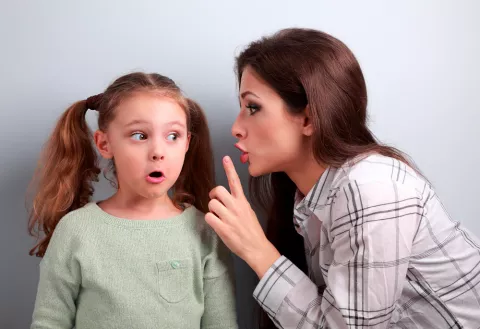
left=253, top=180, right=423, bottom=328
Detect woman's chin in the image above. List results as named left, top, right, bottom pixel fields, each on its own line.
left=248, top=169, right=262, bottom=177
left=246, top=162, right=257, bottom=177
left=247, top=161, right=271, bottom=177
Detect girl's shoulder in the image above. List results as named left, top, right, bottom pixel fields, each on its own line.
left=54, top=202, right=100, bottom=233
left=185, top=205, right=214, bottom=236
left=43, top=202, right=99, bottom=255
left=183, top=205, right=224, bottom=252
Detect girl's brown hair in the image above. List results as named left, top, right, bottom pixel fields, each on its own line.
left=28, top=72, right=214, bottom=257
left=236, top=28, right=418, bottom=329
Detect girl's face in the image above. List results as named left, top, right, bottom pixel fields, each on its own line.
left=231, top=66, right=313, bottom=177
left=95, top=92, right=190, bottom=200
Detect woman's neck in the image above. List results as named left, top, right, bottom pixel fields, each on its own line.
left=286, top=154, right=326, bottom=197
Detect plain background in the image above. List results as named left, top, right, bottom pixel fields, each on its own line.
left=1, top=1, right=479, bottom=328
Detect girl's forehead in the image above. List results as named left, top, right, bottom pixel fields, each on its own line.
left=113, top=94, right=187, bottom=125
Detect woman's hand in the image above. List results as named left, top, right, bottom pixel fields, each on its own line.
left=205, top=156, right=281, bottom=278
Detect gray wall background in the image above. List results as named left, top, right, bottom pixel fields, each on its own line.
left=1, top=0, right=479, bottom=328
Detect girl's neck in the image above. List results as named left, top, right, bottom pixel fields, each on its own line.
left=99, top=189, right=182, bottom=220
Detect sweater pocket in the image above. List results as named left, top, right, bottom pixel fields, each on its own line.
left=156, top=259, right=192, bottom=303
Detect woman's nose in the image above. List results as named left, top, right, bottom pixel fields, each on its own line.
left=231, top=115, right=246, bottom=139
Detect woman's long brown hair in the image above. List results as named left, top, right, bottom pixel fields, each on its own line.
left=236, top=28, right=418, bottom=329
left=28, top=72, right=215, bottom=257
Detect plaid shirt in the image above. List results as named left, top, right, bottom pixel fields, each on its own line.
left=253, top=154, right=480, bottom=328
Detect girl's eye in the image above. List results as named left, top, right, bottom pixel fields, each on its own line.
left=246, top=103, right=261, bottom=115
left=131, top=133, right=147, bottom=141
left=167, top=133, right=178, bottom=141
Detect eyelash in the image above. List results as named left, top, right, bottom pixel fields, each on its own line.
left=131, top=132, right=147, bottom=141
left=246, top=103, right=261, bottom=115
left=166, top=132, right=179, bottom=141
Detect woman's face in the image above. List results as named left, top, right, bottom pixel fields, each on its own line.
left=231, top=66, right=312, bottom=177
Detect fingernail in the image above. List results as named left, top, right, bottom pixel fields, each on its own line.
left=223, top=156, right=230, bottom=163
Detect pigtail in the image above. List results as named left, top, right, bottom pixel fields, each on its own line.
left=172, top=99, right=215, bottom=213
left=27, top=100, right=100, bottom=257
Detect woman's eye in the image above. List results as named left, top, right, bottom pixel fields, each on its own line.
left=167, top=133, right=178, bottom=141
left=131, top=133, right=147, bottom=141
left=246, top=103, right=261, bottom=115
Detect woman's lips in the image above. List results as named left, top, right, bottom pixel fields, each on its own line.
left=235, top=144, right=249, bottom=164
left=240, top=153, right=249, bottom=164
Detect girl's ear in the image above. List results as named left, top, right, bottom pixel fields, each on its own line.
left=94, top=130, right=113, bottom=159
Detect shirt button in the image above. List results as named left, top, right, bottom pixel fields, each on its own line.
left=170, top=261, right=180, bottom=269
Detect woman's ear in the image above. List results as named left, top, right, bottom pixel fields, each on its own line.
left=94, top=130, right=113, bottom=159
left=302, top=105, right=314, bottom=137
left=186, top=132, right=191, bottom=153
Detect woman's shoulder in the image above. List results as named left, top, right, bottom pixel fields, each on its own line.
left=333, top=153, right=426, bottom=190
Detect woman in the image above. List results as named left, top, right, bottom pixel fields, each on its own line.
left=205, top=28, right=480, bottom=328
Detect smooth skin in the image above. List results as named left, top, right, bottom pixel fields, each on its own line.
left=205, top=67, right=324, bottom=279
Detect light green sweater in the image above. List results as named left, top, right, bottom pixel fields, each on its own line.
left=31, top=202, right=238, bottom=329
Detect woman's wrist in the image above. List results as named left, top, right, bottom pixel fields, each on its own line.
left=247, top=241, right=281, bottom=279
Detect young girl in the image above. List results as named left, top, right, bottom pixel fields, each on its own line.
left=28, top=72, right=238, bottom=329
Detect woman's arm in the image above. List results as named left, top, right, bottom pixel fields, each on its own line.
left=255, top=180, right=422, bottom=328
left=206, top=157, right=421, bottom=328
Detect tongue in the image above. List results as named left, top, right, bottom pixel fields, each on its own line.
left=240, top=153, right=249, bottom=164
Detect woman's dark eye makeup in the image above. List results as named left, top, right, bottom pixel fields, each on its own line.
left=246, top=102, right=261, bottom=115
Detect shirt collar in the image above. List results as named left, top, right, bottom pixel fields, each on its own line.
left=294, top=167, right=333, bottom=219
